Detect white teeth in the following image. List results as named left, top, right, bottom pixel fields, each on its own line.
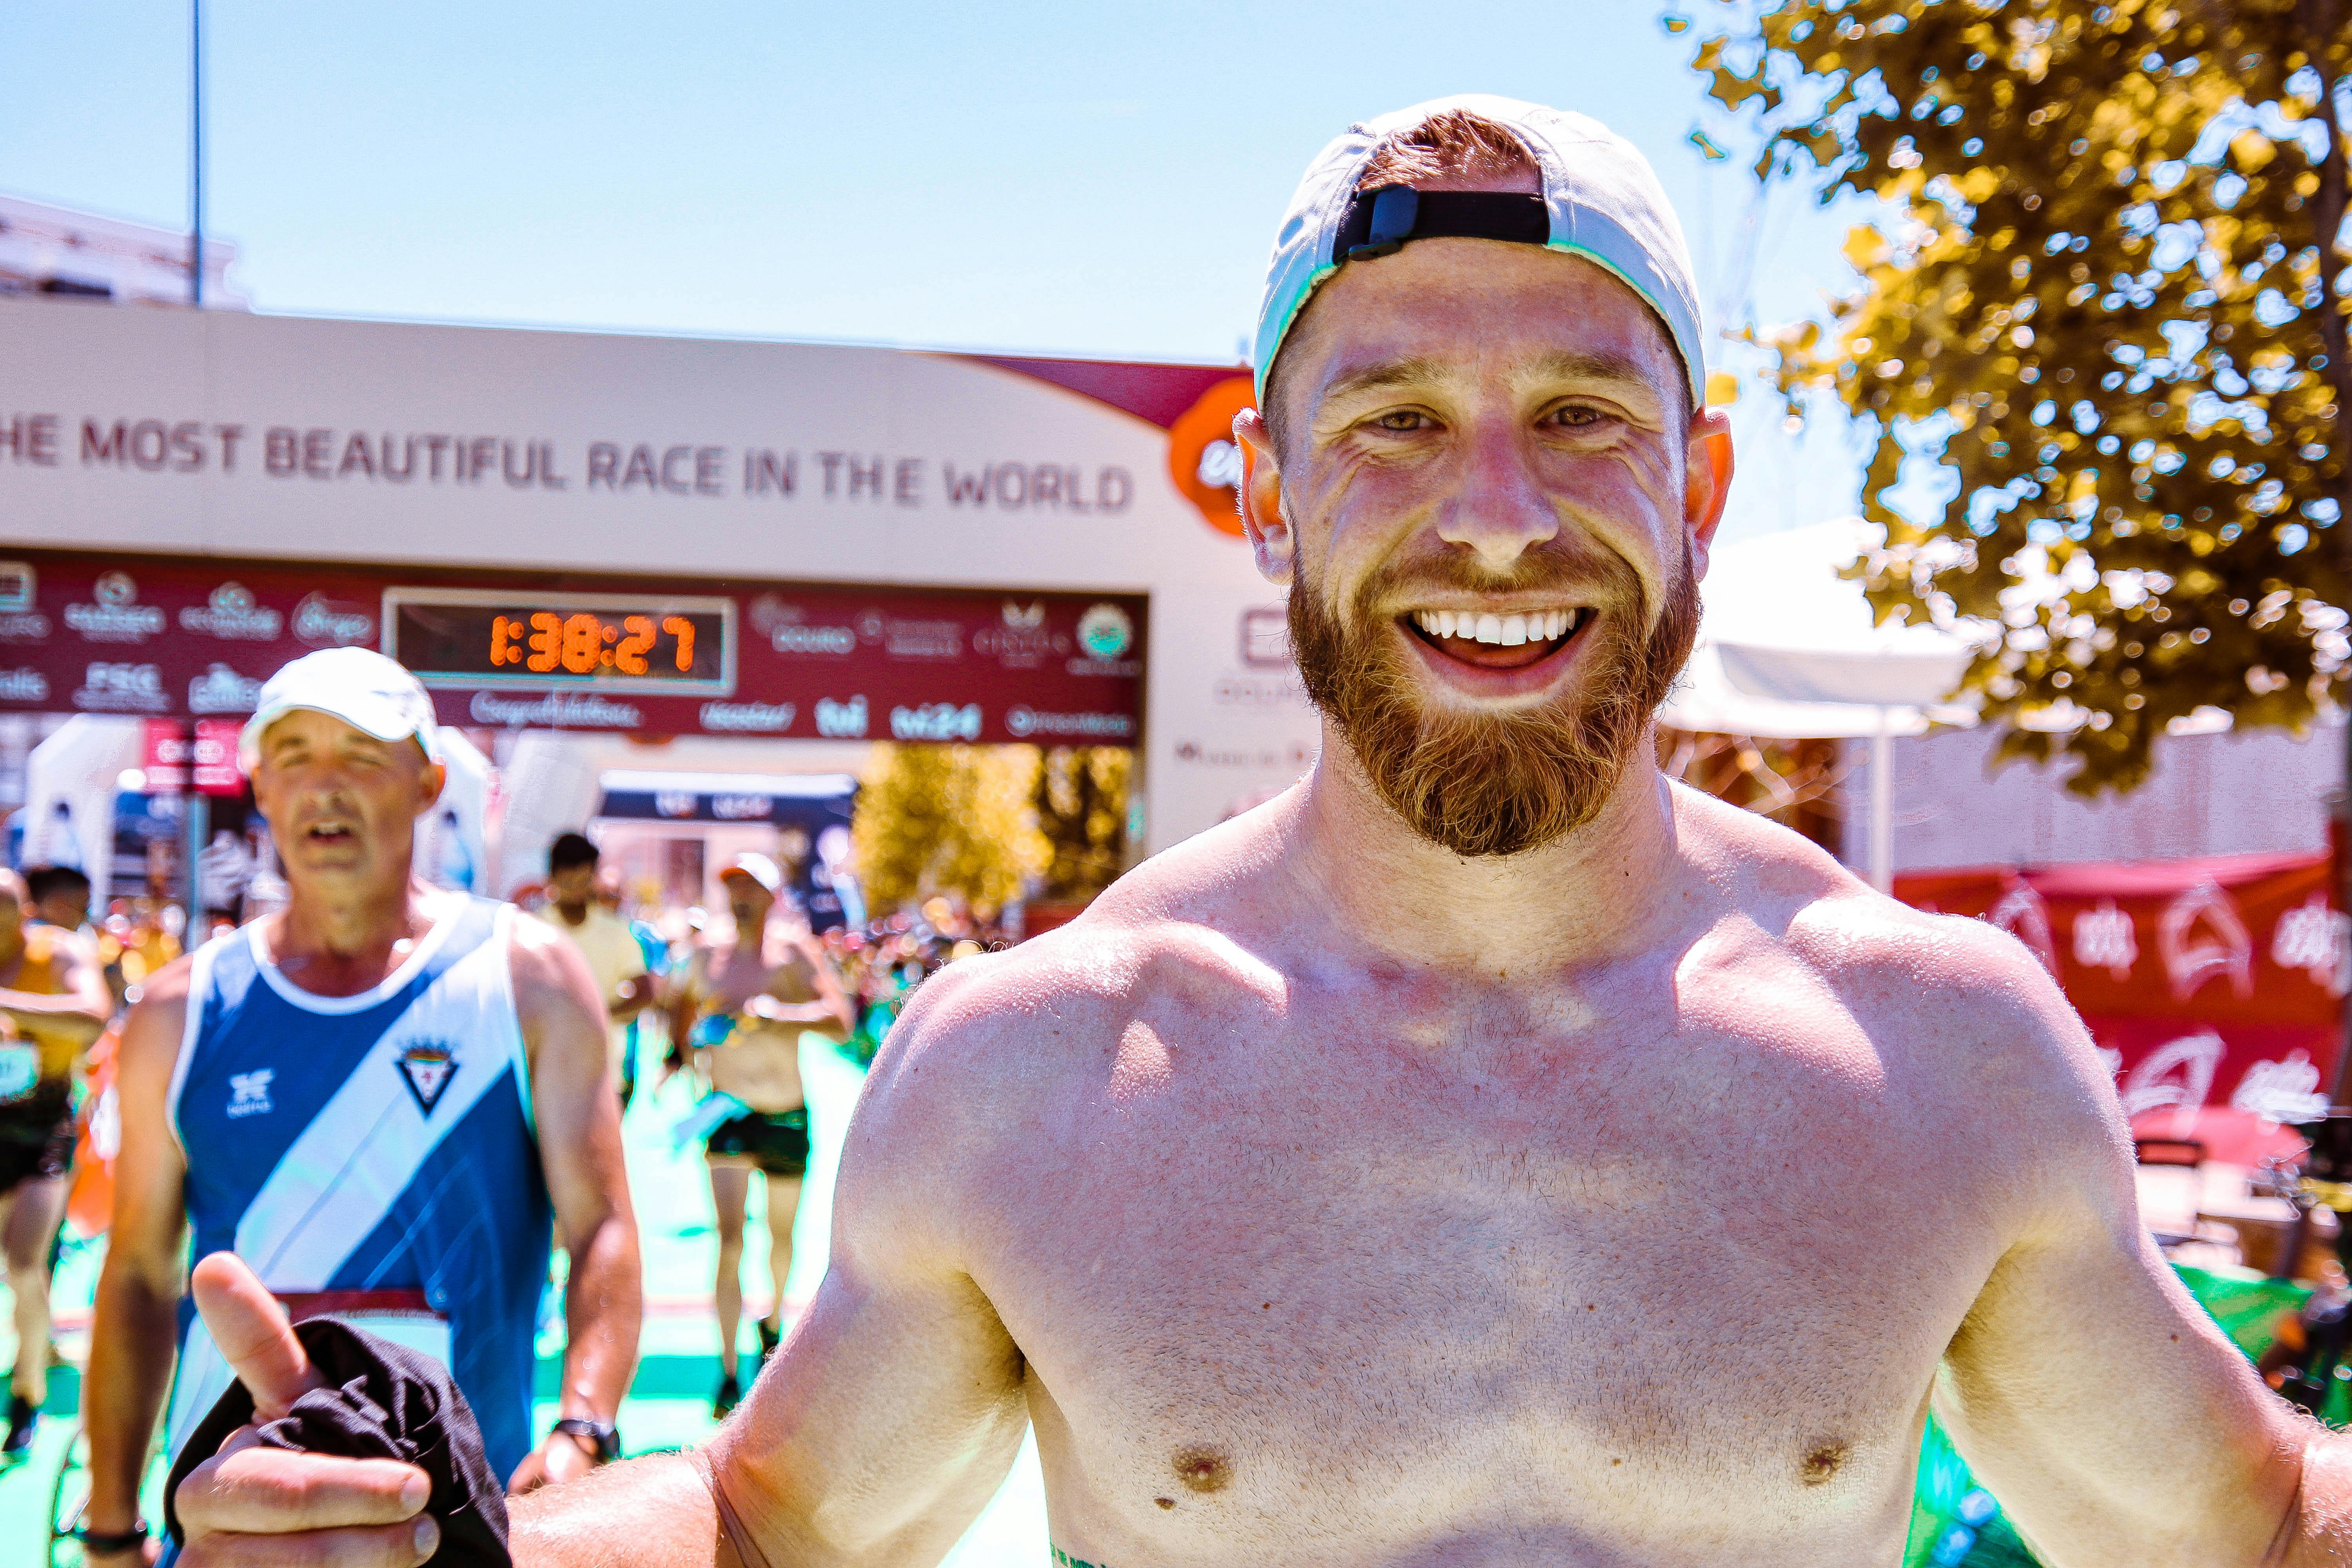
left=1410, top=608, right=1586, bottom=644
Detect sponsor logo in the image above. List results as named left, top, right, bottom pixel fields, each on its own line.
left=1213, top=673, right=1308, bottom=708
left=2272, top=893, right=2352, bottom=998
left=2158, top=879, right=2254, bottom=1002
left=1238, top=606, right=1292, bottom=668
left=711, top=793, right=774, bottom=820
left=468, top=691, right=643, bottom=728
left=655, top=791, right=697, bottom=818
left=2233, top=1049, right=2331, bottom=1125
left=771, top=624, right=857, bottom=654
left=700, top=700, right=796, bottom=733
left=1164, top=374, right=1257, bottom=538
left=891, top=702, right=982, bottom=742
left=1002, top=601, right=1044, bottom=629
left=753, top=593, right=857, bottom=654
left=815, top=695, right=869, bottom=738
left=180, top=581, right=284, bottom=640
left=0, top=668, right=47, bottom=703
left=0, top=613, right=50, bottom=641
left=394, top=1040, right=458, bottom=1116
left=293, top=592, right=374, bottom=647
left=1077, top=603, right=1134, bottom=660
left=1173, top=738, right=1315, bottom=769
left=1005, top=706, right=1134, bottom=740
left=64, top=571, right=165, bottom=643
left=973, top=599, right=1065, bottom=664
left=189, top=662, right=264, bottom=714
left=228, top=1068, right=276, bottom=1119
left=0, top=562, right=33, bottom=613
left=2069, top=899, right=2138, bottom=980
left=869, top=614, right=964, bottom=661
left=74, top=661, right=168, bottom=712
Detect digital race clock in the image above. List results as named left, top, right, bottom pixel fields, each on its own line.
left=384, top=587, right=736, bottom=696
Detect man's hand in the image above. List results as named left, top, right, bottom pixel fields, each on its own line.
left=173, top=1253, right=439, bottom=1568
left=506, top=1428, right=599, bottom=1495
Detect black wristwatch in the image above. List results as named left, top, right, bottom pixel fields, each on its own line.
left=552, top=1416, right=621, bottom=1464
left=78, top=1522, right=149, bottom=1556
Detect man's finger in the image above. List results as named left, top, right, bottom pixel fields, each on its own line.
left=191, top=1252, right=323, bottom=1421
left=180, top=1517, right=438, bottom=1568
left=178, top=1445, right=430, bottom=1535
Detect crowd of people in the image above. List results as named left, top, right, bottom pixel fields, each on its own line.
left=0, top=646, right=1006, bottom=1564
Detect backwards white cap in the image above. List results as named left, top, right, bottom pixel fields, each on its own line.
left=238, top=647, right=442, bottom=771
left=1252, top=94, right=1705, bottom=408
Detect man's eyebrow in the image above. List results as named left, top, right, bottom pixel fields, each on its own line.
left=1318, top=356, right=1454, bottom=405
left=1523, top=349, right=1662, bottom=394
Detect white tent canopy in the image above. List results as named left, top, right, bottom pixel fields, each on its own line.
left=1660, top=518, right=1989, bottom=889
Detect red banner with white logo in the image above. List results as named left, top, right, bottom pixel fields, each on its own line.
left=1896, top=852, right=2345, bottom=1163
left=0, top=549, right=1145, bottom=748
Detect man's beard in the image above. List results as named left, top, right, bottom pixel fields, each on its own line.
left=1290, top=541, right=1699, bottom=859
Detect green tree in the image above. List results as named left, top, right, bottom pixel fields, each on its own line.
left=849, top=744, right=1049, bottom=917
left=1033, top=746, right=1133, bottom=903
left=1687, top=0, right=2351, bottom=792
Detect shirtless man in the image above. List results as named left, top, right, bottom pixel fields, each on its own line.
left=174, top=96, right=2352, bottom=1567
left=0, top=867, right=109, bottom=1455
left=667, top=852, right=852, bottom=1414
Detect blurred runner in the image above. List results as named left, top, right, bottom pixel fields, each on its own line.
left=0, top=868, right=109, bottom=1456
left=615, top=871, right=673, bottom=1100
left=22, top=864, right=94, bottom=940
left=80, top=648, right=641, bottom=1566
left=543, top=834, right=653, bottom=1109
left=666, top=852, right=850, bottom=1415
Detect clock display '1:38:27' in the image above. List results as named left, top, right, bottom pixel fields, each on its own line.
left=488, top=611, right=698, bottom=675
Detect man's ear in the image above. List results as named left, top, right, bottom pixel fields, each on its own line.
left=1683, top=407, right=1735, bottom=581
left=416, top=760, right=449, bottom=817
left=1234, top=408, right=1295, bottom=586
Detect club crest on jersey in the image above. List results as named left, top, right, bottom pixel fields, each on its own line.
left=394, top=1040, right=458, bottom=1116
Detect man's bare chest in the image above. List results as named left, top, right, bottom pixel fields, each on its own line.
left=965, top=1000, right=2007, bottom=1561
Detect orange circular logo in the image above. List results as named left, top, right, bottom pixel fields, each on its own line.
left=1166, top=375, right=1258, bottom=538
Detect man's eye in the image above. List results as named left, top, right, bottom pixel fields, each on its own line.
left=1372, top=410, right=1430, bottom=432
left=1550, top=405, right=1609, bottom=427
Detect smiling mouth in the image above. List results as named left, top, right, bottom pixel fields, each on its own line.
left=303, top=822, right=356, bottom=846
left=1403, top=606, right=1593, bottom=670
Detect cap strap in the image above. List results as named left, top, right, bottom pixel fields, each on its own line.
left=1336, top=185, right=1550, bottom=263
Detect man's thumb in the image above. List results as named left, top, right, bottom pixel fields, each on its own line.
left=190, top=1252, right=322, bottom=1423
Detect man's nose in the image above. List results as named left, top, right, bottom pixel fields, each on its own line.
left=1432, top=420, right=1558, bottom=570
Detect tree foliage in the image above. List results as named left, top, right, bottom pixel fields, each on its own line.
left=849, top=743, right=1049, bottom=917
left=1033, top=746, right=1132, bottom=902
left=1690, top=0, right=2352, bottom=791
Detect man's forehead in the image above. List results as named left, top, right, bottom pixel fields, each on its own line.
left=264, top=708, right=401, bottom=751
left=1285, top=242, right=1684, bottom=413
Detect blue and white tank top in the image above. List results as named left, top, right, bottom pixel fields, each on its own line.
left=164, top=897, right=552, bottom=1479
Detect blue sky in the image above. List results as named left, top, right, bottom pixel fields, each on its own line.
left=1, top=0, right=1875, bottom=542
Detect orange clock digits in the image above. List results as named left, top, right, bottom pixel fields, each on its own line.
left=562, top=613, right=604, bottom=674
left=617, top=616, right=656, bottom=675
left=662, top=615, right=696, bottom=672
left=526, top=612, right=563, bottom=672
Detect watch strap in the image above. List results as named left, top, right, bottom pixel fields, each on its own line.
left=552, top=1415, right=620, bottom=1463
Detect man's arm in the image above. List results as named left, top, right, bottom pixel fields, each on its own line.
left=1926, top=936, right=2323, bottom=1566
left=175, top=958, right=1033, bottom=1568
left=744, top=939, right=854, bottom=1041
left=506, top=920, right=642, bottom=1494
left=83, top=959, right=194, bottom=1563
left=0, top=931, right=112, bottom=1045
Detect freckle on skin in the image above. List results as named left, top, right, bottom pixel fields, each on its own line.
left=1155, top=1497, right=1175, bottom=1510
left=1801, top=1441, right=1849, bottom=1486
left=1172, top=1447, right=1230, bottom=1493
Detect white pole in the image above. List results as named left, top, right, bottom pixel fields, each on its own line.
left=1869, top=712, right=1894, bottom=894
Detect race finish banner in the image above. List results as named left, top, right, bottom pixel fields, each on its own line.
left=1897, top=851, right=2348, bottom=1165
left=0, top=548, right=1145, bottom=747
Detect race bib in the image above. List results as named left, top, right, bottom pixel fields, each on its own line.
left=0, top=1043, right=37, bottom=1103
